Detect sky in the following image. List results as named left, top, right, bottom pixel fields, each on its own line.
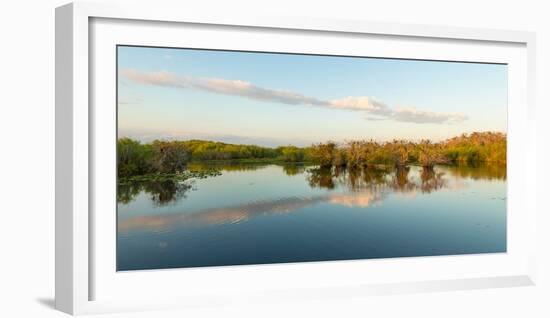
left=117, top=45, right=507, bottom=147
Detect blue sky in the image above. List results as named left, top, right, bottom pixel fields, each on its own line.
left=117, top=45, right=507, bottom=147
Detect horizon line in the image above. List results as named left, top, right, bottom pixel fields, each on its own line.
left=117, top=130, right=507, bottom=148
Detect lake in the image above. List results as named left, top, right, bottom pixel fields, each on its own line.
left=117, top=163, right=506, bottom=271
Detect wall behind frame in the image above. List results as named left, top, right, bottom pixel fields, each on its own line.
left=0, top=0, right=548, bottom=317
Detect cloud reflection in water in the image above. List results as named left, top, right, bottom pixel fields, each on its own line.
left=118, top=164, right=504, bottom=234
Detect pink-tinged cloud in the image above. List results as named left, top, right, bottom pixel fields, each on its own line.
left=393, top=107, right=469, bottom=124
left=120, top=69, right=468, bottom=124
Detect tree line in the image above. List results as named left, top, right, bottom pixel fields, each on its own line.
left=309, top=131, right=506, bottom=169
left=117, top=139, right=304, bottom=178
left=117, top=132, right=506, bottom=178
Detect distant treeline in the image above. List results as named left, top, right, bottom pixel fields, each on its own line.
left=117, top=138, right=305, bottom=178
left=308, top=132, right=506, bottom=169
left=117, top=132, right=506, bottom=178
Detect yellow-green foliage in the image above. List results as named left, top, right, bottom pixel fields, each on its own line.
left=386, top=140, right=414, bottom=166
left=308, top=132, right=505, bottom=168
left=415, top=140, right=448, bottom=168
left=117, top=138, right=154, bottom=177
left=309, top=142, right=337, bottom=168
left=277, top=145, right=306, bottom=162
left=345, top=141, right=376, bottom=168
left=442, top=132, right=506, bottom=164
left=182, top=140, right=279, bottom=160
left=117, top=132, right=506, bottom=177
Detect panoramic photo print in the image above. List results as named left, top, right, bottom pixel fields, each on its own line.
left=116, top=45, right=507, bottom=271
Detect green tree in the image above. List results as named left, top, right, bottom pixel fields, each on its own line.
left=278, top=146, right=305, bottom=162
left=117, top=138, right=153, bottom=177
left=309, top=142, right=337, bottom=168
left=387, top=140, right=411, bottom=167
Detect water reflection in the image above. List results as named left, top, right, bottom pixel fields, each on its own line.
left=118, top=163, right=506, bottom=206
left=118, top=162, right=507, bottom=270
left=447, top=163, right=506, bottom=181
left=282, top=164, right=307, bottom=176
left=307, top=167, right=336, bottom=189
left=118, top=192, right=385, bottom=232
left=118, top=180, right=193, bottom=206
left=388, top=167, right=416, bottom=194
left=117, top=163, right=311, bottom=204
left=306, top=165, right=446, bottom=194
left=419, top=168, right=447, bottom=193
left=119, top=163, right=505, bottom=233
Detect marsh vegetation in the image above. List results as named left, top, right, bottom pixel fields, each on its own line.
left=118, top=131, right=506, bottom=179
left=117, top=131, right=505, bottom=206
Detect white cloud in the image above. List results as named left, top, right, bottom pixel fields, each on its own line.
left=120, top=68, right=468, bottom=125
left=121, top=69, right=327, bottom=106
left=329, top=96, right=392, bottom=115
left=393, top=107, right=469, bottom=124
left=197, top=78, right=328, bottom=106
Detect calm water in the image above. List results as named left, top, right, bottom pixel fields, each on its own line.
left=117, top=163, right=506, bottom=271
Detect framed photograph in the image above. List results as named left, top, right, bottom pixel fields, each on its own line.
left=56, top=2, right=537, bottom=315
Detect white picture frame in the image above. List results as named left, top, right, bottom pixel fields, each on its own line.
left=55, top=1, right=537, bottom=315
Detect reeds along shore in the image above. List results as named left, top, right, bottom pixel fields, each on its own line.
left=117, top=131, right=506, bottom=178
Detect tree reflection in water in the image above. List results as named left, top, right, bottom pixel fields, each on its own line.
left=446, top=163, right=506, bottom=181
left=282, top=164, right=306, bottom=176
left=118, top=165, right=453, bottom=232
left=118, top=180, right=193, bottom=206
left=118, top=163, right=505, bottom=206
left=389, top=166, right=416, bottom=194
left=419, top=167, right=447, bottom=193
left=307, top=166, right=387, bottom=196
left=118, top=163, right=507, bottom=232
left=306, top=165, right=447, bottom=194
left=306, top=167, right=336, bottom=189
